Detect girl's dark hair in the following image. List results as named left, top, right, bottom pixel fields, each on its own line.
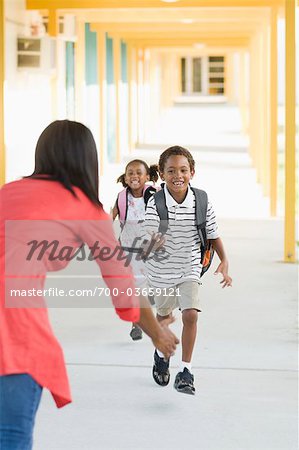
left=27, top=120, right=101, bottom=206
left=158, top=146, right=195, bottom=173
left=117, top=159, right=159, bottom=188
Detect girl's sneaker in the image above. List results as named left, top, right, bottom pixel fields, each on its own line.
left=130, top=324, right=143, bottom=341
left=152, top=350, right=170, bottom=386
left=174, top=368, right=195, bottom=395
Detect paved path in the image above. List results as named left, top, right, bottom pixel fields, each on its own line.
left=35, top=217, right=297, bottom=450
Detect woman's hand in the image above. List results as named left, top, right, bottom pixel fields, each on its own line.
left=137, top=297, right=179, bottom=359
left=151, top=316, right=179, bottom=359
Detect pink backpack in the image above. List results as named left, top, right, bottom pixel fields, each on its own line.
left=116, top=185, right=158, bottom=224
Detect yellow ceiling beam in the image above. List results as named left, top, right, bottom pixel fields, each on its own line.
left=92, top=24, right=253, bottom=38
left=57, top=7, right=271, bottom=23
left=89, top=22, right=260, bottom=33
left=123, top=37, right=250, bottom=47
left=26, top=0, right=284, bottom=8
left=152, top=47, right=234, bottom=54
left=90, top=24, right=254, bottom=41
left=104, top=31, right=252, bottom=40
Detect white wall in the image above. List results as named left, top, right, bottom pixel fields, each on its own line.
left=5, top=0, right=54, bottom=181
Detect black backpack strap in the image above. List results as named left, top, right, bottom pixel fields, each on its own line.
left=155, top=186, right=209, bottom=255
left=153, top=188, right=169, bottom=234
left=190, top=187, right=208, bottom=263
left=144, top=186, right=156, bottom=206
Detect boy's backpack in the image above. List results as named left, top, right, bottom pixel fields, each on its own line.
left=117, top=185, right=157, bottom=223
left=154, top=185, right=214, bottom=277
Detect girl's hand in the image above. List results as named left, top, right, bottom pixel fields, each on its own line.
left=214, top=260, right=232, bottom=288
left=111, top=204, right=118, bottom=221
left=149, top=232, right=166, bottom=251
left=141, top=232, right=166, bottom=259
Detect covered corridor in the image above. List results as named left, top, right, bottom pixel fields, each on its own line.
left=0, top=0, right=297, bottom=261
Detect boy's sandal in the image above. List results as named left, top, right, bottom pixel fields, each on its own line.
left=152, top=350, right=170, bottom=386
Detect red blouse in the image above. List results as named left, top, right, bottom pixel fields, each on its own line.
left=0, top=179, right=140, bottom=408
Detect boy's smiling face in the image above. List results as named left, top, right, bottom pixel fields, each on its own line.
left=160, top=155, right=194, bottom=202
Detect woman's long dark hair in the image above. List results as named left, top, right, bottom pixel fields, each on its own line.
left=28, top=120, right=101, bottom=206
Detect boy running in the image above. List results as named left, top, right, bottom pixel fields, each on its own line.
left=144, top=146, right=232, bottom=395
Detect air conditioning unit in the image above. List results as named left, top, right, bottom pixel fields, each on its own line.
left=17, top=36, right=56, bottom=73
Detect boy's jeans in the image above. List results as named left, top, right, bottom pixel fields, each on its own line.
left=0, top=374, right=42, bottom=450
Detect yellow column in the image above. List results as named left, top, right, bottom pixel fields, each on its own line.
left=148, top=50, right=160, bottom=135
left=136, top=47, right=144, bottom=145
left=226, top=52, right=235, bottom=104
left=252, top=28, right=267, bottom=192
left=270, top=7, right=278, bottom=216
left=262, top=24, right=270, bottom=197
left=48, top=9, right=58, bottom=37
left=0, top=0, right=5, bottom=185
left=249, top=33, right=263, bottom=180
left=249, top=38, right=257, bottom=166
left=97, top=30, right=107, bottom=176
left=127, top=43, right=137, bottom=152
left=239, top=51, right=248, bottom=133
left=127, top=43, right=133, bottom=153
left=255, top=31, right=264, bottom=184
left=113, top=35, right=121, bottom=163
left=161, top=53, right=172, bottom=108
left=284, top=0, right=296, bottom=262
left=50, top=74, right=58, bottom=120
left=169, top=53, right=176, bottom=100
left=74, top=20, right=85, bottom=122
left=256, top=26, right=270, bottom=197
left=143, top=48, right=150, bottom=143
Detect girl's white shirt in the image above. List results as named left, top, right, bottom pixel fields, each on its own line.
left=120, top=192, right=146, bottom=249
left=119, top=191, right=148, bottom=288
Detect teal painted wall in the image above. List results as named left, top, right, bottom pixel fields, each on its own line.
left=85, top=23, right=97, bottom=86
left=121, top=41, right=127, bottom=83
left=84, top=23, right=100, bottom=154
left=120, top=41, right=129, bottom=153
left=65, top=41, right=75, bottom=119
left=106, top=34, right=116, bottom=163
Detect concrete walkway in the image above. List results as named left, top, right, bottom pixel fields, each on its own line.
left=34, top=105, right=297, bottom=450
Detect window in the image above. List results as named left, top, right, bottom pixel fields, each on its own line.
left=180, top=55, right=225, bottom=96
left=192, top=58, right=202, bottom=93
left=208, top=56, right=225, bottom=95
left=181, top=58, right=186, bottom=93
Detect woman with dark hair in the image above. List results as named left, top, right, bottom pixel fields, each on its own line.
left=0, top=120, right=178, bottom=450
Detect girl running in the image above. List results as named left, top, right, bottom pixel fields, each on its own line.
left=112, top=159, right=159, bottom=341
